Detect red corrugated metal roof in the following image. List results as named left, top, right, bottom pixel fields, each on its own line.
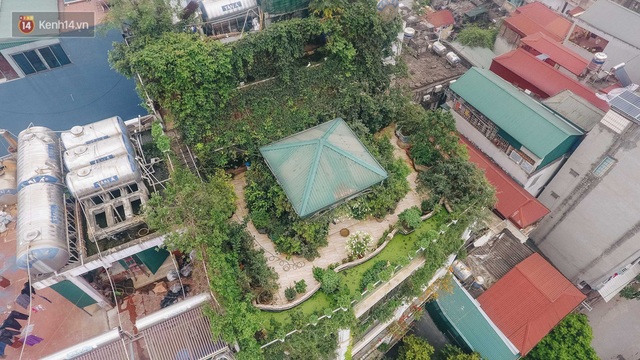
left=520, top=32, right=589, bottom=76
left=478, top=253, right=586, bottom=356
left=567, top=6, right=585, bottom=16
left=426, top=10, right=455, bottom=28
left=504, top=2, right=571, bottom=42
left=491, top=49, right=609, bottom=111
left=460, top=136, right=549, bottom=229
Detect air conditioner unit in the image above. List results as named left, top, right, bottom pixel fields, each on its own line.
left=509, top=150, right=523, bottom=164
left=422, top=94, right=431, bottom=102
left=520, top=160, right=534, bottom=173
left=435, top=85, right=443, bottom=92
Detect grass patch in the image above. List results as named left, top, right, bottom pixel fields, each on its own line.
left=339, top=211, right=447, bottom=294
left=260, top=291, right=332, bottom=326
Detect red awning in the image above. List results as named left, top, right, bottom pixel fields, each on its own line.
left=460, top=136, right=549, bottom=229
left=520, top=32, right=589, bottom=76
left=478, top=253, right=586, bottom=355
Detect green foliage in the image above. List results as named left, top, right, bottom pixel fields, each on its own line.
left=124, top=33, right=236, bottom=144
left=436, top=344, right=481, bottom=360
left=346, top=231, right=372, bottom=259
left=620, top=285, right=640, bottom=299
left=309, top=0, right=346, bottom=19
left=313, top=266, right=325, bottom=282
left=295, top=279, right=307, bottom=294
left=418, top=157, right=496, bottom=213
left=399, top=206, right=423, bottom=231
left=285, top=287, right=297, bottom=301
left=398, top=334, right=434, bottom=360
left=525, top=313, right=599, bottom=360
left=405, top=110, right=463, bottom=168
left=321, top=269, right=342, bottom=294
left=359, top=260, right=390, bottom=291
left=145, top=168, right=276, bottom=358
left=456, top=26, right=498, bottom=49
left=151, top=121, right=171, bottom=153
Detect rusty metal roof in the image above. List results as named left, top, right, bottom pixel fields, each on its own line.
left=478, top=253, right=586, bottom=356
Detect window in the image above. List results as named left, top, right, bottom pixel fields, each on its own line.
left=550, top=191, right=560, bottom=199
left=10, top=43, right=71, bottom=76
left=509, top=150, right=523, bottom=164
left=569, top=168, right=579, bottom=177
left=593, top=156, right=615, bottom=177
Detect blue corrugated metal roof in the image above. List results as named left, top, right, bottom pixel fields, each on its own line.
left=435, top=276, right=520, bottom=360
left=0, top=30, right=146, bottom=156
left=260, top=118, right=388, bottom=218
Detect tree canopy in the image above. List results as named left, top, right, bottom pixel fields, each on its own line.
left=456, top=26, right=497, bottom=49
left=399, top=334, right=435, bottom=360
left=524, top=313, right=599, bottom=360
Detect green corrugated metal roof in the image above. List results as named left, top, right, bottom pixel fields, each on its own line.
left=0, top=0, right=59, bottom=41
left=435, top=277, right=520, bottom=360
left=260, top=118, right=388, bottom=218
left=450, top=67, right=583, bottom=160
left=0, top=40, right=34, bottom=50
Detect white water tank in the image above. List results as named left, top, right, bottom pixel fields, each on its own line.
left=16, top=182, right=70, bottom=274
left=403, top=27, right=416, bottom=40
left=446, top=52, right=460, bottom=66
left=0, top=158, right=17, bottom=205
left=66, top=153, right=142, bottom=199
left=60, top=116, right=126, bottom=151
left=199, top=0, right=257, bottom=21
left=63, top=134, right=135, bottom=172
left=452, top=260, right=473, bottom=281
left=432, top=41, right=447, bottom=56
left=16, top=127, right=63, bottom=191
left=588, top=52, right=607, bottom=72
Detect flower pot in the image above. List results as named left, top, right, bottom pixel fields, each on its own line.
left=340, top=228, right=350, bottom=237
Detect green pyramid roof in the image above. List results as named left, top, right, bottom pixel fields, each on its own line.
left=259, top=118, right=388, bottom=218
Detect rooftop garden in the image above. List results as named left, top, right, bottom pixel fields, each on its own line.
left=109, top=0, right=496, bottom=358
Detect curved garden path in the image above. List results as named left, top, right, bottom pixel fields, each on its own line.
left=231, top=131, right=422, bottom=307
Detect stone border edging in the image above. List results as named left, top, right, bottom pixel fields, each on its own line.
left=255, top=211, right=436, bottom=312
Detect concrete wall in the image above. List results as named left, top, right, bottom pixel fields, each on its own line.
left=533, top=112, right=640, bottom=287
left=523, top=156, right=566, bottom=196
left=564, top=21, right=640, bottom=84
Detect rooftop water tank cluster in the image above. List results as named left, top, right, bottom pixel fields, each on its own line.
left=15, top=127, right=70, bottom=275
left=60, top=116, right=141, bottom=200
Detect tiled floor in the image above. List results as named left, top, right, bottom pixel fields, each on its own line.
left=0, top=207, right=110, bottom=359
left=231, top=128, right=423, bottom=305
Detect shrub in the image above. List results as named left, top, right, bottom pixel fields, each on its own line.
left=398, top=207, right=422, bottom=231
left=421, top=197, right=438, bottom=214
left=295, top=279, right=307, bottom=294
left=359, top=261, right=389, bottom=291
left=313, top=266, right=325, bottom=282
left=620, top=285, right=639, bottom=299
left=456, top=26, right=497, bottom=49
left=321, top=270, right=342, bottom=294
left=285, top=287, right=297, bottom=301
left=346, top=231, right=372, bottom=259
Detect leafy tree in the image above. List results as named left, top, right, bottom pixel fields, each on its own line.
left=309, top=0, right=346, bottom=19
left=407, top=110, right=464, bottom=168
left=436, top=344, right=481, bottom=360
left=398, top=206, right=423, bottom=231
left=417, top=156, right=496, bottom=212
left=398, top=334, right=434, bottom=360
left=525, top=313, right=599, bottom=360
left=123, top=32, right=236, bottom=144
left=456, top=26, right=497, bottom=49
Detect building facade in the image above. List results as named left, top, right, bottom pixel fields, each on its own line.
left=448, top=67, right=583, bottom=197
left=533, top=90, right=640, bottom=301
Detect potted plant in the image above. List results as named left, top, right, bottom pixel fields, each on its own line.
left=346, top=231, right=372, bottom=259
left=398, top=206, right=422, bottom=234
left=285, top=287, right=297, bottom=302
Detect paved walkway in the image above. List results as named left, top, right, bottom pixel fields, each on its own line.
left=586, top=295, right=640, bottom=360
left=231, top=134, right=422, bottom=305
